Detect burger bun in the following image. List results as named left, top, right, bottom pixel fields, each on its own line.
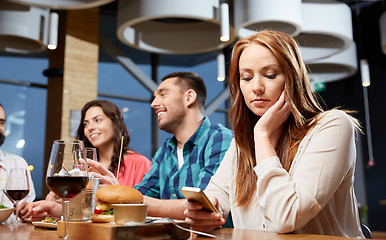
left=90, top=214, right=114, bottom=223
left=96, top=185, right=143, bottom=204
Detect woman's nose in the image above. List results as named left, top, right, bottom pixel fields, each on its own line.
left=87, top=121, right=96, bottom=130
left=252, top=77, right=265, bottom=94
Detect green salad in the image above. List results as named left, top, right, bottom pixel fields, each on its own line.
left=41, top=217, right=57, bottom=224
left=0, top=204, right=8, bottom=209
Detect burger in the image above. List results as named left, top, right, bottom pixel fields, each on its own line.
left=90, top=185, right=144, bottom=223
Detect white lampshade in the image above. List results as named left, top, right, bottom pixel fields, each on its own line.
left=380, top=11, right=386, bottom=55
left=0, top=1, right=49, bottom=54
left=296, top=0, right=353, bottom=62
left=234, top=0, right=302, bottom=38
left=5, top=0, right=114, bottom=10
left=217, top=51, right=225, bottom=82
left=116, top=0, right=236, bottom=54
left=307, top=42, right=358, bottom=84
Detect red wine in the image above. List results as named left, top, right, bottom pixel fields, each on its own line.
left=6, top=189, right=29, bottom=201
left=46, top=176, right=89, bottom=199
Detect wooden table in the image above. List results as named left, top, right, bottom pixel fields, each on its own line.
left=196, top=228, right=359, bottom=240
left=0, top=223, right=58, bottom=240
left=0, top=223, right=360, bottom=240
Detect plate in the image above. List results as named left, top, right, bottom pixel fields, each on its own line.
left=32, top=221, right=57, bottom=229
left=0, top=208, right=15, bottom=223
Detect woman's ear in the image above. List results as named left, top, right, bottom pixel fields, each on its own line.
left=185, top=89, right=197, bottom=107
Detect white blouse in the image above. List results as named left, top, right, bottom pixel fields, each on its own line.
left=205, top=110, right=364, bottom=238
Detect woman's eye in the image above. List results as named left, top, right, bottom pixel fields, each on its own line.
left=241, top=76, right=252, bottom=81
left=83, top=122, right=88, bottom=127
left=266, top=74, right=277, bottom=79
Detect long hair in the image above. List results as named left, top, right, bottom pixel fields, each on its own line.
left=76, top=100, right=131, bottom=174
left=229, top=30, right=325, bottom=206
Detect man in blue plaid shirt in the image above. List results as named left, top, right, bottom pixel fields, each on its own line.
left=135, top=72, right=233, bottom=221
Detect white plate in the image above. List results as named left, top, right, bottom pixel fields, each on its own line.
left=32, top=221, right=57, bottom=229
left=0, top=208, right=15, bottom=223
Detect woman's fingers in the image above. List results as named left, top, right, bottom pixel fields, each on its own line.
left=182, top=198, right=224, bottom=232
left=184, top=209, right=224, bottom=232
left=88, top=169, right=119, bottom=185
left=86, top=159, right=113, bottom=176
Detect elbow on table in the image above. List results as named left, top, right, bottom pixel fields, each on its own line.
left=274, top=222, right=298, bottom=234
left=270, top=213, right=308, bottom=234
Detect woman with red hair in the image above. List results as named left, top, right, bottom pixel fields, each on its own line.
left=182, top=30, right=364, bottom=238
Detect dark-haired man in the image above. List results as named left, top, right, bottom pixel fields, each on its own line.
left=0, top=103, right=36, bottom=223
left=135, top=72, right=233, bottom=222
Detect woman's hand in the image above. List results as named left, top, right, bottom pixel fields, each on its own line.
left=83, top=159, right=119, bottom=186
left=254, top=91, right=291, bottom=162
left=182, top=196, right=225, bottom=233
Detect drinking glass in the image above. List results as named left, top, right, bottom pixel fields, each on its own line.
left=46, top=140, right=89, bottom=240
left=5, top=168, right=30, bottom=225
left=85, top=147, right=98, bottom=162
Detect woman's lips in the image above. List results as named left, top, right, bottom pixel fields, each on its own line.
left=252, top=99, right=267, bottom=106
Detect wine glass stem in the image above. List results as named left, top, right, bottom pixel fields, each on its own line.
left=62, top=199, right=71, bottom=239
left=14, top=201, right=19, bottom=224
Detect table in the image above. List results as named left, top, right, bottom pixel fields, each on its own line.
left=0, top=223, right=57, bottom=240
left=0, top=223, right=361, bottom=240
left=196, top=228, right=359, bottom=240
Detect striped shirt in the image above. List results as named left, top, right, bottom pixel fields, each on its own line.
left=135, top=117, right=233, bottom=199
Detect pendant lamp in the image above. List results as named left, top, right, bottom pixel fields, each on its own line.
left=5, top=0, right=114, bottom=10
left=233, top=0, right=302, bottom=38
left=0, top=1, right=49, bottom=54
left=307, top=42, right=358, bottom=84
left=116, top=0, right=235, bottom=54
left=296, top=0, right=353, bottom=62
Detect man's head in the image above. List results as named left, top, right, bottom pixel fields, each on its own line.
left=151, top=72, right=207, bottom=133
left=0, top=103, right=6, bottom=147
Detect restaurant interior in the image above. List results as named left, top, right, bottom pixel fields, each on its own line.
left=0, top=0, right=386, bottom=238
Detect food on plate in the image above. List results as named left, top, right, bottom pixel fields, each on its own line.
left=0, top=204, right=8, bottom=209
left=41, top=217, right=57, bottom=224
left=90, top=185, right=143, bottom=223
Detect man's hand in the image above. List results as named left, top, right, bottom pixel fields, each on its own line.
left=17, top=201, right=31, bottom=221
left=27, top=200, right=62, bottom=222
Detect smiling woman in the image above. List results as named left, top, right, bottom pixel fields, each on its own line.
left=76, top=99, right=151, bottom=187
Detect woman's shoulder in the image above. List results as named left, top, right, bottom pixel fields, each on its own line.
left=316, top=109, right=356, bottom=130
left=319, top=109, right=352, bottom=120
left=124, top=151, right=151, bottom=164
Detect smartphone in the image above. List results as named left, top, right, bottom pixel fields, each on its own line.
left=180, top=186, right=219, bottom=213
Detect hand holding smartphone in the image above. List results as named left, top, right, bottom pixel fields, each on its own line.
left=180, top=186, right=219, bottom=213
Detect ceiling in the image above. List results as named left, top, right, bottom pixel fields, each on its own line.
left=1, top=0, right=385, bottom=68
left=99, top=0, right=386, bottom=67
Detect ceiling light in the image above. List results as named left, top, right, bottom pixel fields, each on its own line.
left=5, top=0, right=114, bottom=10
left=234, top=0, right=302, bottom=38
left=116, top=0, right=235, bottom=54
left=296, top=0, right=353, bottom=62
left=0, top=1, right=49, bottom=54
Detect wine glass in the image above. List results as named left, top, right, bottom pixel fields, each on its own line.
left=46, top=140, right=89, bottom=240
left=5, top=168, right=30, bottom=225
